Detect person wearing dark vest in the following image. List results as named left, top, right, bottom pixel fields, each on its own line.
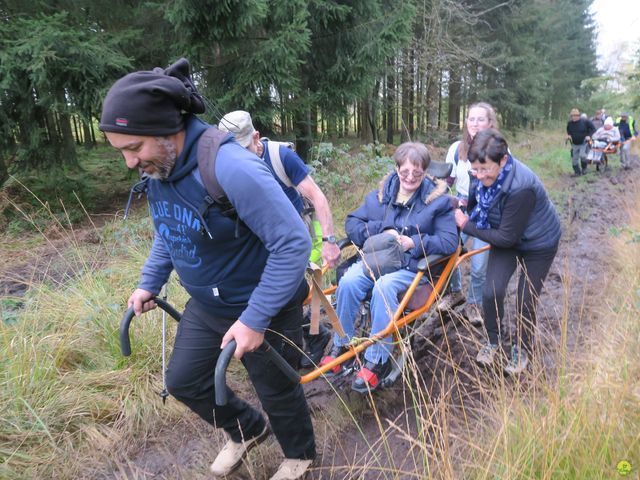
left=455, top=129, right=561, bottom=375
left=614, top=112, right=637, bottom=170
left=99, top=59, right=315, bottom=480
left=566, top=108, right=595, bottom=176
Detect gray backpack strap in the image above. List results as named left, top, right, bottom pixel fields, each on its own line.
left=197, top=127, right=232, bottom=202
left=265, top=139, right=294, bottom=188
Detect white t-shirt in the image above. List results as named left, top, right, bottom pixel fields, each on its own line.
left=445, top=140, right=471, bottom=198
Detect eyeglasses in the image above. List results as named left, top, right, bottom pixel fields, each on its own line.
left=469, top=164, right=499, bottom=176
left=397, top=168, right=424, bottom=179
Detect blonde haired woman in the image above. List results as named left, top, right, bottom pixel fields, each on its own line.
left=438, top=102, right=497, bottom=325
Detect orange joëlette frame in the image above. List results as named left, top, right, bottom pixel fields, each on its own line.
left=300, top=244, right=493, bottom=384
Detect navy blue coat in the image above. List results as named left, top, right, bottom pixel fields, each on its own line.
left=466, top=157, right=561, bottom=252
left=346, top=173, right=458, bottom=272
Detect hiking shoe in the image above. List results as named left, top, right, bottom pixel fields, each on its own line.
left=300, top=325, right=331, bottom=369
left=210, top=424, right=270, bottom=476
left=476, top=342, right=499, bottom=367
left=319, top=345, right=352, bottom=376
left=504, top=345, right=529, bottom=375
left=351, top=358, right=393, bottom=394
left=269, top=458, right=313, bottom=480
left=436, top=291, right=465, bottom=311
left=464, top=304, right=484, bottom=327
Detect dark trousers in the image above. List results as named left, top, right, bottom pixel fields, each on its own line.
left=482, top=246, right=558, bottom=351
left=165, top=281, right=315, bottom=460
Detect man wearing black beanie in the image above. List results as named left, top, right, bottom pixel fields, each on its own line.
left=101, top=59, right=315, bottom=479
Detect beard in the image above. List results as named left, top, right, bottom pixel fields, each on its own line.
left=147, top=137, right=178, bottom=180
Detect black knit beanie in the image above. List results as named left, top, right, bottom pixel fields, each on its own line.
left=99, top=58, right=206, bottom=136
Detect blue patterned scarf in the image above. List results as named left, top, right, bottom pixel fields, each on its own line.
left=469, top=155, right=513, bottom=230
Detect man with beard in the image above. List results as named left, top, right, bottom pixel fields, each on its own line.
left=100, top=59, right=315, bottom=480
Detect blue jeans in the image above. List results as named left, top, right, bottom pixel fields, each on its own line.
left=449, top=233, right=488, bottom=306
left=333, top=261, right=417, bottom=364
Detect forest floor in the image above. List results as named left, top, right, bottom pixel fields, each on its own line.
left=1, top=152, right=637, bottom=479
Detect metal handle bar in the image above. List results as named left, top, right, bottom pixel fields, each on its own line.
left=215, top=339, right=301, bottom=406
left=119, top=298, right=182, bottom=357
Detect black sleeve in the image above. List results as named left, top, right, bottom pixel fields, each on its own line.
left=587, top=120, right=596, bottom=136
left=463, top=188, right=536, bottom=248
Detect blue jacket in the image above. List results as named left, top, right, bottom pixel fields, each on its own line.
left=467, top=157, right=561, bottom=251
left=346, top=173, right=458, bottom=272
left=138, top=115, right=311, bottom=331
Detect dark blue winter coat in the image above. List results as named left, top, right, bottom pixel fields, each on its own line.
left=139, top=115, right=311, bottom=331
left=345, top=173, right=458, bottom=272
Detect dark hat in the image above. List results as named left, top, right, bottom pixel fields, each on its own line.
left=100, top=58, right=205, bottom=136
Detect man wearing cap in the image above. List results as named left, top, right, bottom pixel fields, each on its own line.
left=615, top=112, right=637, bottom=170
left=219, top=110, right=338, bottom=368
left=566, top=108, right=595, bottom=176
left=100, top=59, right=315, bottom=480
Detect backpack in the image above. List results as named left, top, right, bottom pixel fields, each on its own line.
left=196, top=129, right=318, bottom=243
left=261, top=137, right=296, bottom=187
left=196, top=126, right=238, bottom=219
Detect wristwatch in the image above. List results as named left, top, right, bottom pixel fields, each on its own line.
left=322, top=235, right=337, bottom=244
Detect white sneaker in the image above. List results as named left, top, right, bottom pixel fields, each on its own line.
left=436, top=291, right=465, bottom=311
left=504, top=345, right=529, bottom=375
left=210, top=424, right=270, bottom=476
left=476, top=342, right=499, bottom=367
left=269, top=458, right=313, bottom=480
left=464, top=304, right=484, bottom=327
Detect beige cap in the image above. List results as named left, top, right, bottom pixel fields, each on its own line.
left=218, top=110, right=255, bottom=148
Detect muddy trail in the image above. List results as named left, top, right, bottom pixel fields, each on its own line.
left=3, top=155, right=637, bottom=479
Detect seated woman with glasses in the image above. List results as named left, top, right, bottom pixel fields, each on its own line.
left=454, top=129, right=561, bottom=375
left=320, top=142, right=458, bottom=393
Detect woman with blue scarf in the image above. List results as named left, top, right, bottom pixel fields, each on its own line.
left=454, top=129, right=561, bottom=374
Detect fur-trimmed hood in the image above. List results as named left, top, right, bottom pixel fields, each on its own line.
left=376, top=171, right=449, bottom=206
left=345, top=170, right=459, bottom=272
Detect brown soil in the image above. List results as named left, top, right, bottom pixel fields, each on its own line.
left=3, top=155, right=637, bottom=479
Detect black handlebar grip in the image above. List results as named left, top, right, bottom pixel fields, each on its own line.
left=215, top=339, right=301, bottom=406
left=119, top=298, right=183, bottom=357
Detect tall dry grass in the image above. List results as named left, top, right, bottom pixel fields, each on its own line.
left=1, top=137, right=638, bottom=479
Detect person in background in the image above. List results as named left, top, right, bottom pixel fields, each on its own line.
left=590, top=109, right=605, bottom=130
left=438, top=102, right=496, bottom=326
left=100, top=60, right=315, bottom=480
left=455, top=129, right=561, bottom=375
left=566, top=108, right=595, bottom=176
left=219, top=110, right=339, bottom=368
left=614, top=112, right=637, bottom=170
left=592, top=116, right=620, bottom=144
left=320, top=142, right=458, bottom=392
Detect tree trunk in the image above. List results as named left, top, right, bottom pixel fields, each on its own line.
left=447, top=67, right=462, bottom=138
left=400, top=49, right=412, bottom=142
left=386, top=58, right=395, bottom=144
left=408, top=49, right=415, bottom=137
left=294, top=96, right=313, bottom=162
left=359, top=99, right=374, bottom=144
left=82, top=118, right=95, bottom=149
left=55, top=93, right=78, bottom=167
